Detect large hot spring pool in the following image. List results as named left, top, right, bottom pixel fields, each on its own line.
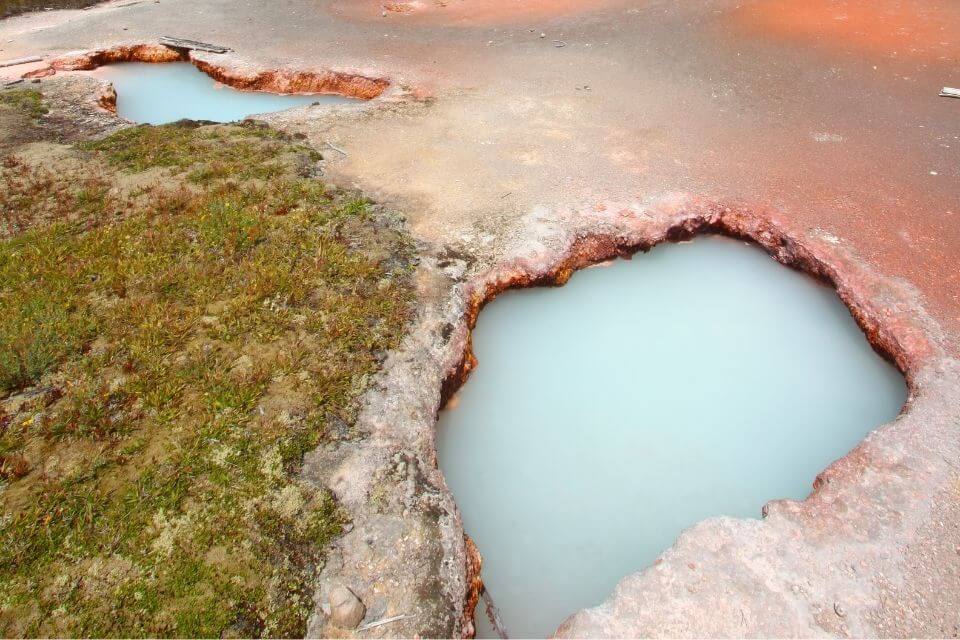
left=437, top=236, right=907, bottom=638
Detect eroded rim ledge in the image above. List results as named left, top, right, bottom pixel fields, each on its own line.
left=303, top=192, right=958, bottom=638
left=25, top=43, right=392, bottom=100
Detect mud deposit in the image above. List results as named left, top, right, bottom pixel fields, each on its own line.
left=438, top=236, right=907, bottom=638
left=93, top=62, right=354, bottom=124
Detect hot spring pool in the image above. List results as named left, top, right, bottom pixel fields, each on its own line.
left=436, top=236, right=906, bottom=638
left=93, top=62, right=356, bottom=125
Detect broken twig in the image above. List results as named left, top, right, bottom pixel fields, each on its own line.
left=940, top=87, right=960, bottom=99
left=0, top=55, right=43, bottom=68
left=325, top=141, right=348, bottom=156
left=356, top=614, right=410, bottom=631
left=482, top=586, right=509, bottom=639
left=159, top=36, right=230, bottom=54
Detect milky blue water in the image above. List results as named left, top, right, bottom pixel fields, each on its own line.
left=94, top=62, right=354, bottom=125
left=436, top=236, right=906, bottom=639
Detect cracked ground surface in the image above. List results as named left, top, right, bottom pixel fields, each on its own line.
left=1, top=0, right=959, bottom=637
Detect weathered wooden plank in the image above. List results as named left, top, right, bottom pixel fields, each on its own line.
left=940, top=87, right=960, bottom=99
left=0, top=55, right=43, bottom=68
left=159, top=36, right=229, bottom=54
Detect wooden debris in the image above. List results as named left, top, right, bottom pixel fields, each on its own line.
left=356, top=613, right=410, bottom=632
left=159, top=36, right=230, bottom=54
left=3, top=79, right=24, bottom=87
left=940, top=87, right=960, bottom=99
left=0, top=55, right=43, bottom=68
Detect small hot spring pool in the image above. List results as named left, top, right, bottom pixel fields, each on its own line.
left=436, top=236, right=906, bottom=638
left=93, top=62, right=356, bottom=125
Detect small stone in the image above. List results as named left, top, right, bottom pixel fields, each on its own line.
left=328, top=585, right=366, bottom=629
left=834, top=602, right=846, bottom=617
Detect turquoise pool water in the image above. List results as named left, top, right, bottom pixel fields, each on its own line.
left=94, top=62, right=354, bottom=125
left=436, top=236, right=906, bottom=638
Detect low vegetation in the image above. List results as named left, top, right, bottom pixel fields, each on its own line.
left=1, top=0, right=102, bottom=18
left=0, top=90, right=48, bottom=120
left=0, top=90, right=415, bottom=636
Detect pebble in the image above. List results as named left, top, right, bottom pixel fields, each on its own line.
left=328, top=585, right=366, bottom=629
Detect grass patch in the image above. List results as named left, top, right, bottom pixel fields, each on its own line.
left=0, top=122, right=415, bottom=637
left=0, top=155, right=120, bottom=239
left=0, top=89, right=47, bottom=120
left=81, top=122, right=320, bottom=184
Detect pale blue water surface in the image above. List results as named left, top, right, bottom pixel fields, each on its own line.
left=436, top=236, right=907, bottom=639
left=94, top=62, right=354, bottom=125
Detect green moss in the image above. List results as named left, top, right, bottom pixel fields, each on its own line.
left=0, top=123, right=414, bottom=637
left=81, top=122, right=318, bottom=185
left=0, top=89, right=48, bottom=120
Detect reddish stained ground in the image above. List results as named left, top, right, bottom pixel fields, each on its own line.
left=731, top=0, right=960, bottom=61
left=329, top=0, right=631, bottom=25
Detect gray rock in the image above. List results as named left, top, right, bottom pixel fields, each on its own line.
left=328, top=585, right=366, bottom=629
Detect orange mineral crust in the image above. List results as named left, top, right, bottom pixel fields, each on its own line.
left=730, top=0, right=960, bottom=62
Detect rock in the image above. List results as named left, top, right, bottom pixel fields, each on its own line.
left=329, top=585, right=366, bottom=629
left=97, top=83, right=117, bottom=112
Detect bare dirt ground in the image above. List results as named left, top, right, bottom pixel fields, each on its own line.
left=1, top=0, right=958, bottom=637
